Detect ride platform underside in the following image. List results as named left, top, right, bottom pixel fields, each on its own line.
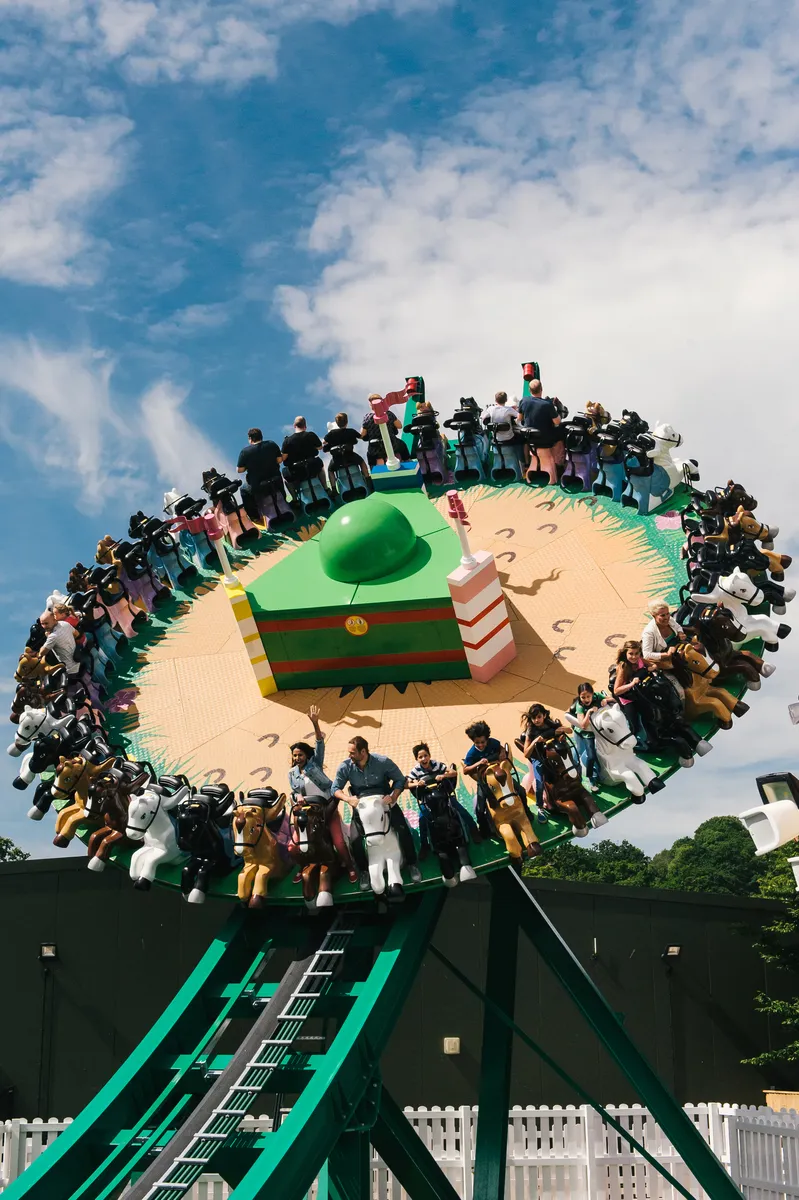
left=2, top=873, right=744, bottom=1200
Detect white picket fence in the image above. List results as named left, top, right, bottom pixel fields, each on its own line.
left=3, top=1104, right=799, bottom=1199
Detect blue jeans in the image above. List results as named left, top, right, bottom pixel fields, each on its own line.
left=573, top=731, right=601, bottom=784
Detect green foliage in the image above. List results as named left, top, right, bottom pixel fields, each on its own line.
left=524, top=817, right=764, bottom=895
left=663, top=816, right=762, bottom=896
left=525, top=839, right=656, bottom=888
left=0, top=836, right=29, bottom=863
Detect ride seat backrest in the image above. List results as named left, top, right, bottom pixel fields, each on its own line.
left=174, top=495, right=206, bottom=518
left=158, top=773, right=191, bottom=794
left=199, top=784, right=232, bottom=800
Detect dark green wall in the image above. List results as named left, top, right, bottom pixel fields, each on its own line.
left=0, top=858, right=796, bottom=1118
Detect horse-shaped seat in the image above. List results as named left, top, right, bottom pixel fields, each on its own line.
left=529, top=736, right=606, bottom=834
left=287, top=794, right=344, bottom=910
left=478, top=748, right=540, bottom=865
left=585, top=705, right=665, bottom=801
left=233, top=789, right=290, bottom=908
left=176, top=786, right=235, bottom=904
left=411, top=773, right=476, bottom=887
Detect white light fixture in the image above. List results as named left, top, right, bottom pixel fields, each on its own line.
left=39, top=943, right=57, bottom=961
left=756, top=773, right=799, bottom=807
left=788, top=859, right=799, bottom=893
left=443, top=1037, right=461, bottom=1056
left=662, top=945, right=681, bottom=961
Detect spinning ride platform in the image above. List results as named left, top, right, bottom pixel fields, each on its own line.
left=97, top=480, right=714, bottom=903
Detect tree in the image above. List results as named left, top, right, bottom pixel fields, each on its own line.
left=0, top=836, right=29, bottom=863
left=524, top=839, right=655, bottom=887
left=743, top=845, right=799, bottom=1068
left=659, top=816, right=763, bottom=896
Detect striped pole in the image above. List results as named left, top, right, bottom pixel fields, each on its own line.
left=445, top=493, right=516, bottom=682
left=226, top=581, right=278, bottom=697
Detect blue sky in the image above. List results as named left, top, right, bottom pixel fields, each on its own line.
left=1, top=0, right=798, bottom=857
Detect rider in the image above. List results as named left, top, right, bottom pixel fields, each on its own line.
left=322, top=412, right=371, bottom=488
left=236, top=427, right=285, bottom=521
left=281, top=417, right=326, bottom=492
left=481, top=391, right=523, bottom=447
left=518, top=379, right=565, bottom=470
left=519, top=704, right=573, bottom=808
left=360, top=400, right=411, bottom=468
left=406, top=742, right=480, bottom=856
left=332, top=736, right=421, bottom=888
left=567, top=684, right=609, bottom=792
left=287, top=705, right=357, bottom=884
left=461, top=720, right=508, bottom=837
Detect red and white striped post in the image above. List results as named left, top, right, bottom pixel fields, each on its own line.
left=445, top=491, right=517, bottom=683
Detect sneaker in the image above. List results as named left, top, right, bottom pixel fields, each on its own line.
left=409, top=865, right=423, bottom=884
left=583, top=780, right=598, bottom=793
left=358, top=871, right=371, bottom=892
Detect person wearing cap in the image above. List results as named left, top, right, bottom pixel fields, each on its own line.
left=287, top=705, right=357, bottom=883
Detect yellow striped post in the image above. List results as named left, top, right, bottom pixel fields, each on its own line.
left=224, top=580, right=277, bottom=697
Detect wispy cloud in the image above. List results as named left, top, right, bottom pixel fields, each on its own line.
left=0, top=91, right=132, bottom=287
left=139, top=378, right=224, bottom=488
left=0, top=337, right=223, bottom=510
left=148, top=301, right=236, bottom=339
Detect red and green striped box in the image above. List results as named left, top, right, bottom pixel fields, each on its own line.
left=246, top=491, right=470, bottom=689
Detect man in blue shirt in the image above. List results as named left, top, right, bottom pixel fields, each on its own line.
left=333, top=736, right=421, bottom=887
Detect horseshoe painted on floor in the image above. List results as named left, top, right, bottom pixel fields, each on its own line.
left=495, top=528, right=515, bottom=539
left=496, top=551, right=516, bottom=563
left=536, top=501, right=556, bottom=511
left=258, top=733, right=279, bottom=747
left=249, top=766, right=273, bottom=783
left=604, top=633, right=627, bottom=648
left=578, top=496, right=598, bottom=506
left=552, top=619, right=574, bottom=634
left=206, top=768, right=226, bottom=784
left=538, top=524, right=558, bottom=535
left=554, top=646, right=576, bottom=661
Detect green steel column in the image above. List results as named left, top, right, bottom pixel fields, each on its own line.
left=472, top=881, right=519, bottom=1200
left=370, top=1088, right=462, bottom=1200
left=494, top=869, right=744, bottom=1200
left=326, top=1131, right=372, bottom=1200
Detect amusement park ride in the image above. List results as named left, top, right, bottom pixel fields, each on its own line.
left=4, top=362, right=792, bottom=1200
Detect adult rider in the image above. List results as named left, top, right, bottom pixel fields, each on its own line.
left=333, top=736, right=422, bottom=890
left=287, top=705, right=357, bottom=884
left=236, top=427, right=285, bottom=522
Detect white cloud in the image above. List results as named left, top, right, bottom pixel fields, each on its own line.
left=276, top=0, right=799, bottom=849
left=148, top=301, right=235, bottom=338
left=0, top=0, right=447, bottom=86
left=0, top=95, right=132, bottom=287
left=139, top=378, right=224, bottom=488
left=0, top=338, right=222, bottom=510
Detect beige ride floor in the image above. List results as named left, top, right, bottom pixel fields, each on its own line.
left=125, top=487, right=678, bottom=799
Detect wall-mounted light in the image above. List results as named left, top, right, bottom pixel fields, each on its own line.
left=661, top=945, right=681, bottom=962
left=39, top=943, right=57, bottom=961
left=442, top=1037, right=461, bottom=1056
left=738, top=774, right=799, bottom=863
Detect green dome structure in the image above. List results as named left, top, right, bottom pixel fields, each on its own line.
left=319, top=496, right=418, bottom=583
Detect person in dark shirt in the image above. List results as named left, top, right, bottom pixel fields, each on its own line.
left=236, top=427, right=284, bottom=521
left=361, top=401, right=411, bottom=468
left=281, top=416, right=326, bottom=488
left=323, top=413, right=370, bottom=486
left=518, top=380, right=565, bottom=469
left=519, top=703, right=572, bottom=808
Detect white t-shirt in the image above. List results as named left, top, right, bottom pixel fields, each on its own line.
left=43, top=621, right=80, bottom=676
left=481, top=404, right=519, bottom=443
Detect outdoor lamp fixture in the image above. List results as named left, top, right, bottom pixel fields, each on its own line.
left=661, top=945, right=682, bottom=962
left=442, top=1037, right=461, bottom=1056
left=39, top=943, right=57, bottom=961
left=755, top=772, right=799, bottom=807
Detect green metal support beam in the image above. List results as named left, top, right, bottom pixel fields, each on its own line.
left=370, top=1087, right=462, bottom=1200
left=2, top=907, right=275, bottom=1200
left=325, top=1131, right=372, bottom=1200
left=227, top=891, right=447, bottom=1200
left=472, top=883, right=518, bottom=1200
left=494, top=869, right=744, bottom=1200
